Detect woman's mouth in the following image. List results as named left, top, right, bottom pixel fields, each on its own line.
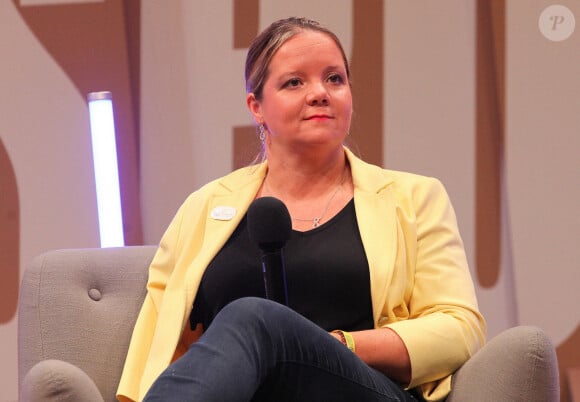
left=306, top=115, right=333, bottom=121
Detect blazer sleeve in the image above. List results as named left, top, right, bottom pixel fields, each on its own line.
left=384, top=177, right=486, bottom=396
left=116, top=199, right=186, bottom=402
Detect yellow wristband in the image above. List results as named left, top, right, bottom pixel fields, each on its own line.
left=333, top=330, right=356, bottom=352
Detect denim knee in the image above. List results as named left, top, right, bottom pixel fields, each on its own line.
left=218, top=297, right=285, bottom=325
left=210, top=297, right=298, bottom=347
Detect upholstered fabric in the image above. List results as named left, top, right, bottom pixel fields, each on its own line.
left=21, top=359, right=103, bottom=402
left=17, top=246, right=559, bottom=401
left=447, top=325, right=560, bottom=402
left=18, top=246, right=156, bottom=402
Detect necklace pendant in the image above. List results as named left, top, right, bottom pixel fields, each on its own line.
left=312, top=218, right=320, bottom=228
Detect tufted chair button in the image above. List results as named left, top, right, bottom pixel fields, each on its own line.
left=88, top=288, right=102, bottom=301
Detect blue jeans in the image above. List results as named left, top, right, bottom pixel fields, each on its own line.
left=144, top=297, right=418, bottom=402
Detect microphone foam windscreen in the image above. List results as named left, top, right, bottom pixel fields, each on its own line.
left=247, top=196, right=292, bottom=251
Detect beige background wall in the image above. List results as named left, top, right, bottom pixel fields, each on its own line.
left=0, top=1, right=578, bottom=401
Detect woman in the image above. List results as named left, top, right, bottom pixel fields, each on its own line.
left=117, top=17, right=485, bottom=402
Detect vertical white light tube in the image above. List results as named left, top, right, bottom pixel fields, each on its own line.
left=88, top=91, right=125, bottom=248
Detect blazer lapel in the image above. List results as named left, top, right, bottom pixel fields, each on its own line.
left=347, top=150, right=398, bottom=327
left=183, top=163, right=267, bottom=317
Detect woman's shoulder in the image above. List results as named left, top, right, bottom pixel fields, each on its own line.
left=347, top=150, right=444, bottom=194
left=179, top=163, right=267, bottom=207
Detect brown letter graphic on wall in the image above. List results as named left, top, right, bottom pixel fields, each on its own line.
left=0, top=137, right=19, bottom=323
left=558, top=325, right=580, bottom=402
left=234, top=0, right=259, bottom=49
left=14, top=0, right=143, bottom=245
left=233, top=0, right=261, bottom=168
left=350, top=0, right=384, bottom=167
left=476, top=0, right=504, bottom=288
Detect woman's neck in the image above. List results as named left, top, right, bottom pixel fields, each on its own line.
left=263, top=146, right=347, bottom=200
left=260, top=146, right=354, bottom=231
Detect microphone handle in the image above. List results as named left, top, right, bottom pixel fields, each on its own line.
left=261, top=249, right=289, bottom=306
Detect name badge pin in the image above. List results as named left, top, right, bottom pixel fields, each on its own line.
left=210, top=206, right=237, bottom=221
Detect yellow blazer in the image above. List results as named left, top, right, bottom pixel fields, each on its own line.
left=117, top=148, right=486, bottom=402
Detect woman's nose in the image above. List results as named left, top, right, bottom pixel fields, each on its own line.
left=306, top=83, right=329, bottom=106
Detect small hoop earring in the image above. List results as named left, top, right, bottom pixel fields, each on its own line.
left=258, top=124, right=266, bottom=142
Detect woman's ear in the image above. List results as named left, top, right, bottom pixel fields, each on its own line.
left=246, top=93, right=263, bottom=124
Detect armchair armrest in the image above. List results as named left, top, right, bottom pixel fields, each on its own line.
left=447, top=326, right=559, bottom=402
left=21, top=359, right=104, bottom=402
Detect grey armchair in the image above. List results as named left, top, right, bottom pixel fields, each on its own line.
left=18, top=246, right=560, bottom=401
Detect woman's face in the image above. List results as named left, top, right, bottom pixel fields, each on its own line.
left=248, top=30, right=352, bottom=153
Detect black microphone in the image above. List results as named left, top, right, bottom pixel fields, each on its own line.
left=247, top=196, right=292, bottom=306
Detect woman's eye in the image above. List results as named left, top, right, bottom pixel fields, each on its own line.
left=284, top=78, right=302, bottom=88
left=328, top=74, right=344, bottom=84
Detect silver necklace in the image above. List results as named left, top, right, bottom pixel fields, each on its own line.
left=263, top=168, right=346, bottom=228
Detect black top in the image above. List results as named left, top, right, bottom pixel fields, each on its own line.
left=190, top=199, right=374, bottom=332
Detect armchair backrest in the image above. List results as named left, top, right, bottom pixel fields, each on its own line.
left=18, top=246, right=156, bottom=401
